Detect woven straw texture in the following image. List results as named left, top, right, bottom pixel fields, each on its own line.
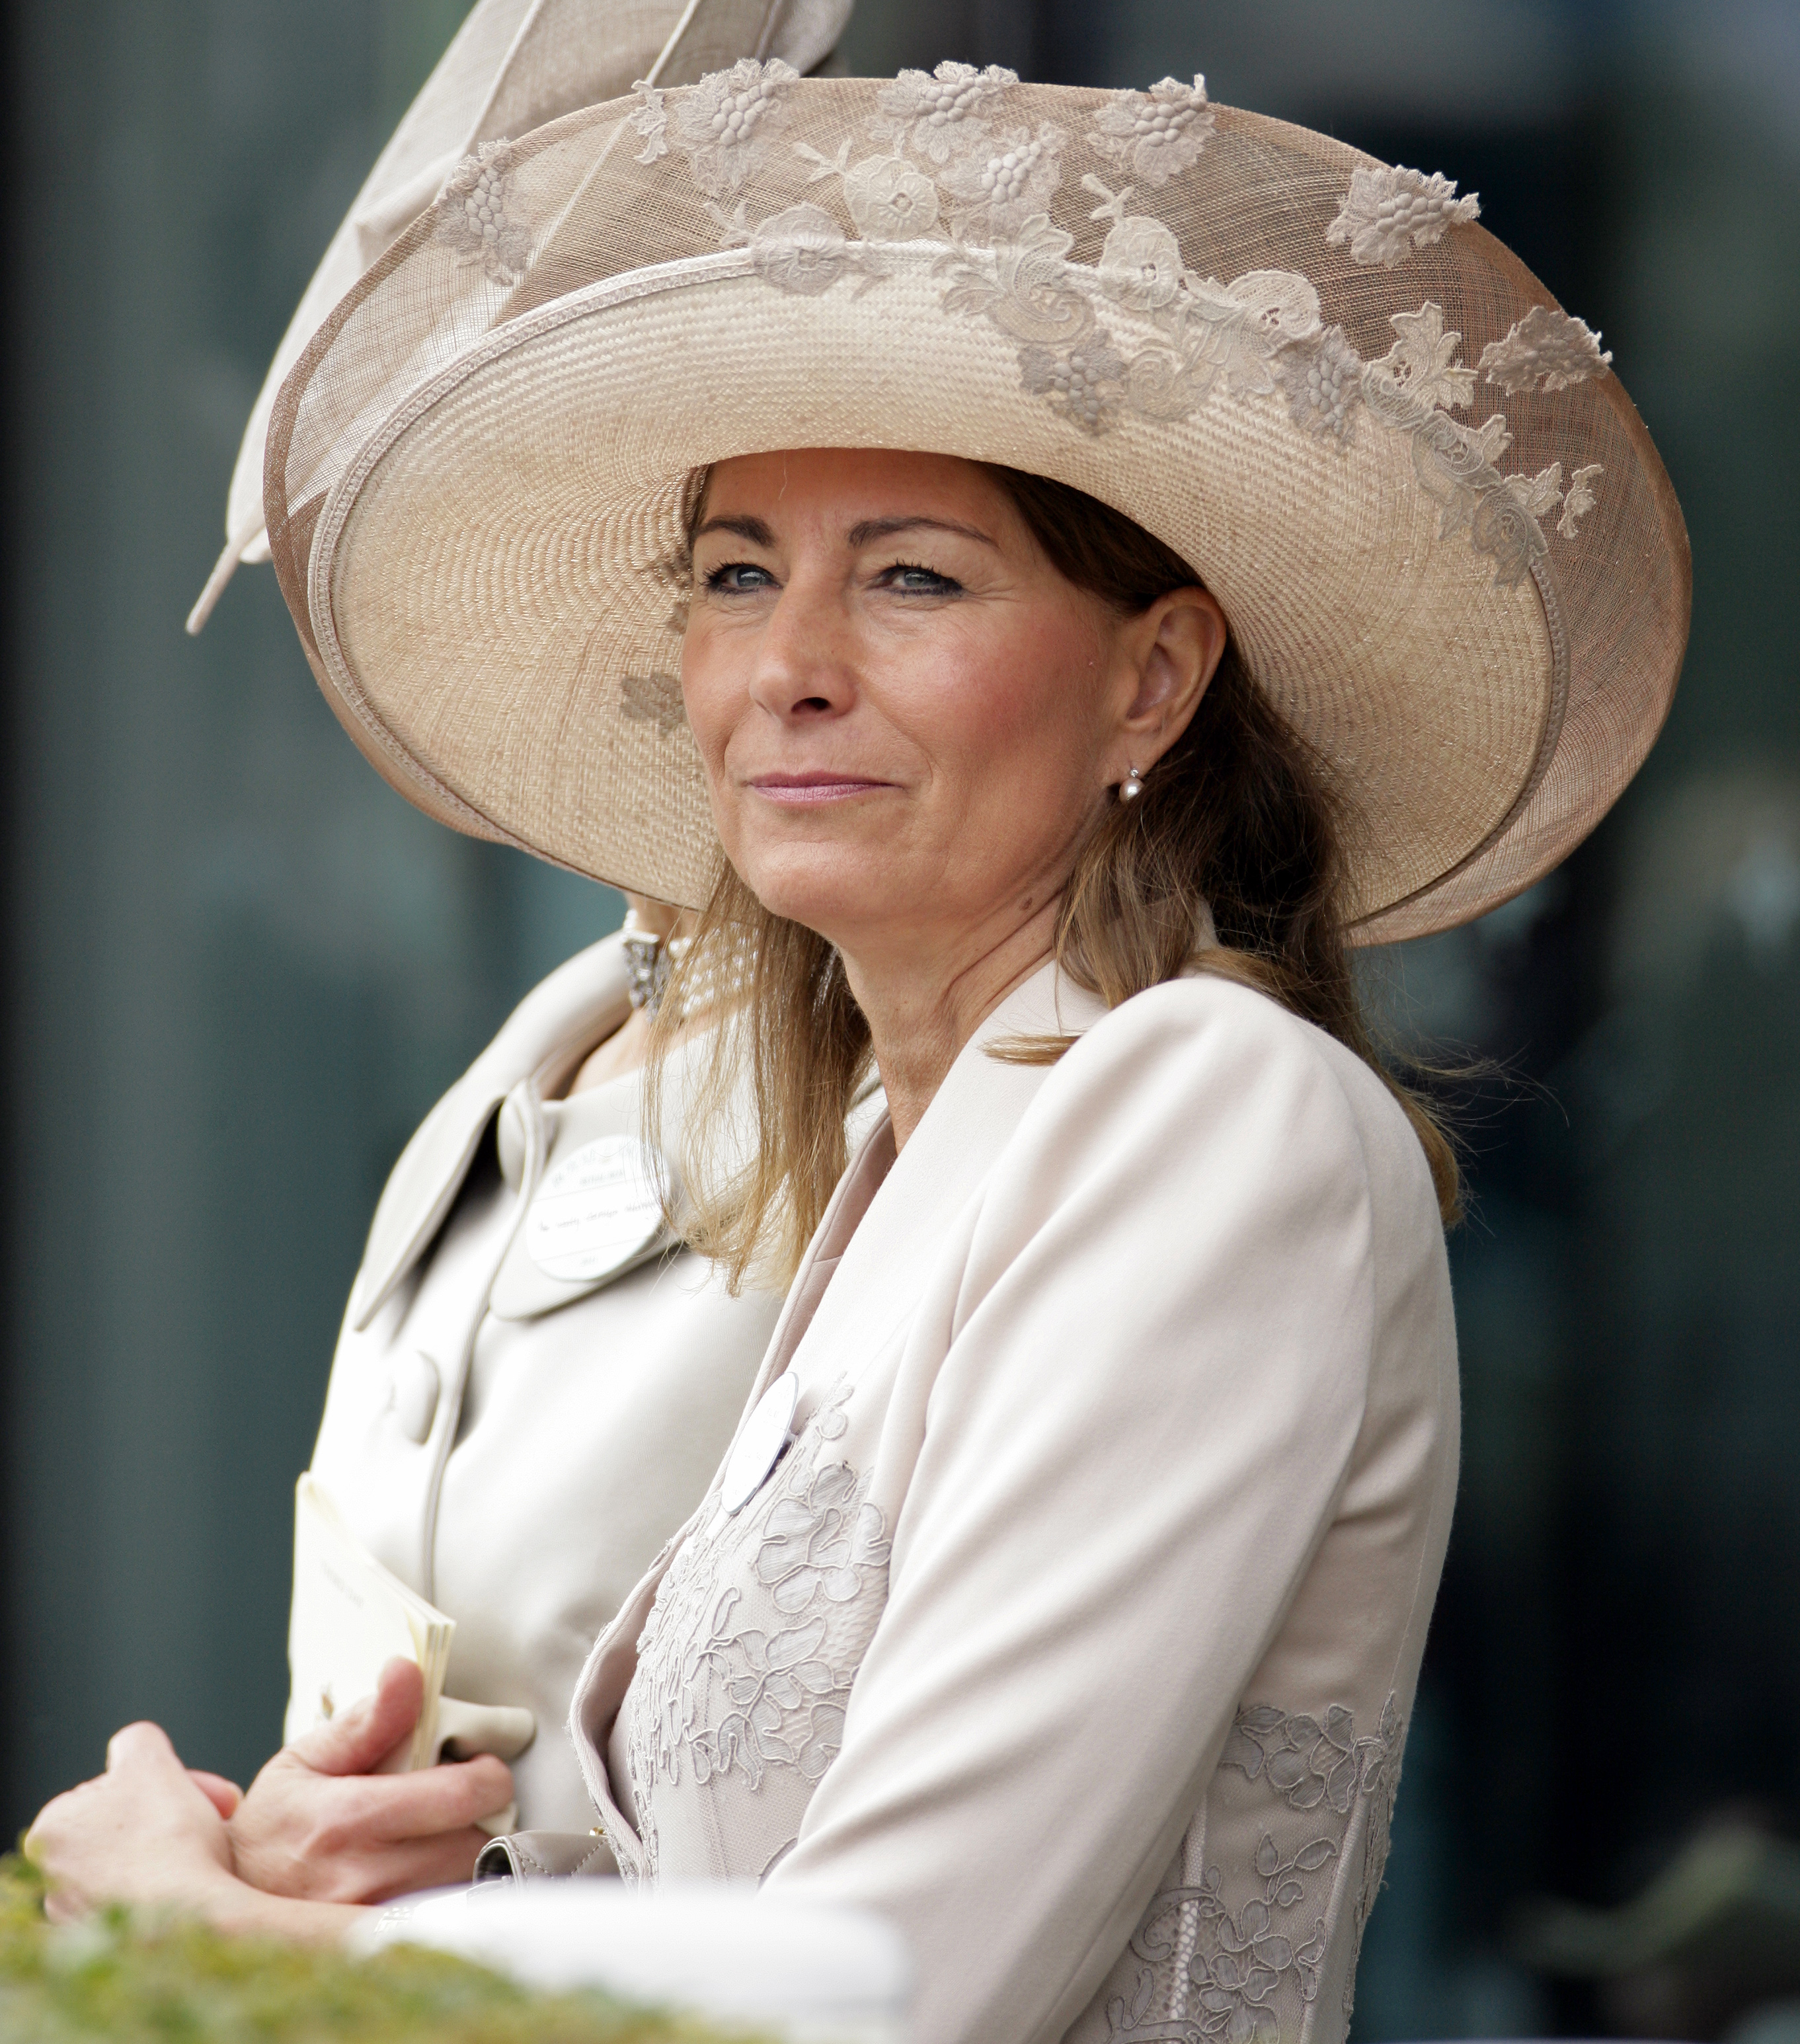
left=266, top=66, right=1688, bottom=939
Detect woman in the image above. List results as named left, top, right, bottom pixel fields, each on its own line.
left=30, top=59, right=1688, bottom=2044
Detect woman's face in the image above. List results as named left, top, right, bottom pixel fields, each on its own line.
left=682, top=448, right=1218, bottom=963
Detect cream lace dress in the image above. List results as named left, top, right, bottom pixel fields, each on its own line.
left=570, top=961, right=1459, bottom=2044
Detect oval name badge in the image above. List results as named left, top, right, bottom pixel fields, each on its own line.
left=524, top=1135, right=668, bottom=1284
left=720, top=1372, right=801, bottom=1514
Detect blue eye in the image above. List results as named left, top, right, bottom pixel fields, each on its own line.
left=706, top=563, right=777, bottom=592
left=884, top=564, right=962, bottom=596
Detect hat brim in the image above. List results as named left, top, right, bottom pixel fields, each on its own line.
left=276, top=84, right=1690, bottom=939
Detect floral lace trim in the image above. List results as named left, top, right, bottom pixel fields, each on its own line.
left=619, top=1383, right=890, bottom=1876
left=637, top=64, right=1613, bottom=587
left=1089, top=75, right=1213, bottom=188
left=1325, top=165, right=1479, bottom=269
left=1557, top=462, right=1603, bottom=539
left=1478, top=305, right=1613, bottom=393
left=619, top=670, right=685, bottom=732
left=871, top=61, right=1018, bottom=166
left=638, top=58, right=802, bottom=201
left=434, top=141, right=531, bottom=285
left=1105, top=1698, right=1403, bottom=2044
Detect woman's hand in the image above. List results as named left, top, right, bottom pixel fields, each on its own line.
left=26, top=1719, right=241, bottom=1924
left=227, top=1657, right=514, bottom=1905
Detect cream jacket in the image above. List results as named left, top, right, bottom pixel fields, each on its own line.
left=305, top=933, right=785, bottom=1830
left=568, top=962, right=1459, bottom=2044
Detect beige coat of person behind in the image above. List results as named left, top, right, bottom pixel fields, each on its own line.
left=561, top=960, right=1460, bottom=2044
left=308, top=932, right=791, bottom=1831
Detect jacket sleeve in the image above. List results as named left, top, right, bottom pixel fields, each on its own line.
left=763, top=980, right=1404, bottom=2044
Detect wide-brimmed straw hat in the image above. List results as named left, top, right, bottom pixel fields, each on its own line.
left=264, top=63, right=1689, bottom=941
left=188, top=0, right=853, bottom=631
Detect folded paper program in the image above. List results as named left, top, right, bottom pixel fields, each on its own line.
left=286, top=1474, right=534, bottom=1833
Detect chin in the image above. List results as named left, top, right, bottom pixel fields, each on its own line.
left=732, top=845, right=890, bottom=941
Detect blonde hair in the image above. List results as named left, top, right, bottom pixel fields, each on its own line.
left=650, top=466, right=1460, bottom=1291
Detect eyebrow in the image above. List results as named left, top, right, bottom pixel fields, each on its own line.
left=845, top=515, right=999, bottom=551
left=691, top=513, right=999, bottom=551
left=692, top=514, right=776, bottom=546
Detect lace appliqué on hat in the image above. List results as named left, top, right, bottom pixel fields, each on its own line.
left=434, top=142, right=532, bottom=286
left=1103, top=1698, right=1404, bottom=2044
left=933, top=120, right=1067, bottom=239
left=871, top=61, right=1017, bottom=165
left=1557, top=462, right=1604, bottom=539
left=1326, top=165, right=1480, bottom=268
left=1479, top=305, right=1613, bottom=393
left=619, top=671, right=685, bottom=734
left=716, top=196, right=893, bottom=297
left=795, top=141, right=941, bottom=242
left=938, top=213, right=1125, bottom=432
left=648, top=65, right=1607, bottom=580
left=669, top=58, right=801, bottom=200
left=628, top=81, right=670, bottom=165
left=1373, top=302, right=1476, bottom=411
left=1089, top=75, right=1213, bottom=188
left=1278, top=324, right=1361, bottom=443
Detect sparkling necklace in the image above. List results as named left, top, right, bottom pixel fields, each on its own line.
left=621, top=913, right=736, bottom=1022
left=621, top=912, right=685, bottom=1017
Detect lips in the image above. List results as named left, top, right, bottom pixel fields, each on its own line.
left=745, top=771, right=894, bottom=805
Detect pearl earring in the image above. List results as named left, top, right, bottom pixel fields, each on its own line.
left=1120, top=764, right=1145, bottom=802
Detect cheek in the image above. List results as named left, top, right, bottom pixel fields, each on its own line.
left=918, top=610, right=1109, bottom=795
left=677, top=627, right=734, bottom=773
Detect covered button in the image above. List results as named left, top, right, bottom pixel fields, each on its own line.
left=389, top=1350, right=440, bottom=1444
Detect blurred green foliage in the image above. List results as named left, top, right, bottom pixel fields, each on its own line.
left=0, top=1855, right=730, bottom=2044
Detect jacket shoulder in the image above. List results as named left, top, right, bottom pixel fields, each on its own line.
left=1046, top=966, right=1441, bottom=1231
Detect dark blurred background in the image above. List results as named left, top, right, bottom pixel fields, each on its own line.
left=3, top=3, right=1797, bottom=2037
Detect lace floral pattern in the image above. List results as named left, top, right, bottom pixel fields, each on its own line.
left=842, top=153, right=939, bottom=240
left=627, top=81, right=670, bottom=165
left=619, top=670, right=684, bottom=732
left=1478, top=305, right=1613, bottom=393
left=795, top=139, right=941, bottom=244
left=1277, top=324, right=1362, bottom=444
left=635, top=63, right=1613, bottom=576
left=670, top=58, right=800, bottom=200
left=1089, top=75, right=1213, bottom=188
left=871, top=61, right=1017, bottom=165
left=619, top=1383, right=890, bottom=1875
left=742, top=203, right=890, bottom=296
left=1372, top=302, right=1475, bottom=413
left=434, top=142, right=531, bottom=284
left=1557, top=462, right=1603, bottom=539
left=935, top=119, right=1067, bottom=238
left=939, top=214, right=1116, bottom=432
left=1325, top=165, right=1480, bottom=268
left=1105, top=1698, right=1404, bottom=2044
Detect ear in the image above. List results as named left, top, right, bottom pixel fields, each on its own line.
left=1107, top=587, right=1229, bottom=781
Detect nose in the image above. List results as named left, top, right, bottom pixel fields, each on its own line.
left=746, top=572, right=855, bottom=724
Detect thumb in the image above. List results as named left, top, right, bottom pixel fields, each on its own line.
left=290, top=1657, right=424, bottom=1778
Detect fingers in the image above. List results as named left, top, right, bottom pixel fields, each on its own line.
left=189, top=1771, right=245, bottom=1819
left=358, top=1754, right=515, bottom=1844
left=360, top=1827, right=495, bottom=1905
left=289, top=1658, right=423, bottom=1777
left=228, top=1752, right=514, bottom=1906
left=26, top=1726, right=237, bottom=1920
